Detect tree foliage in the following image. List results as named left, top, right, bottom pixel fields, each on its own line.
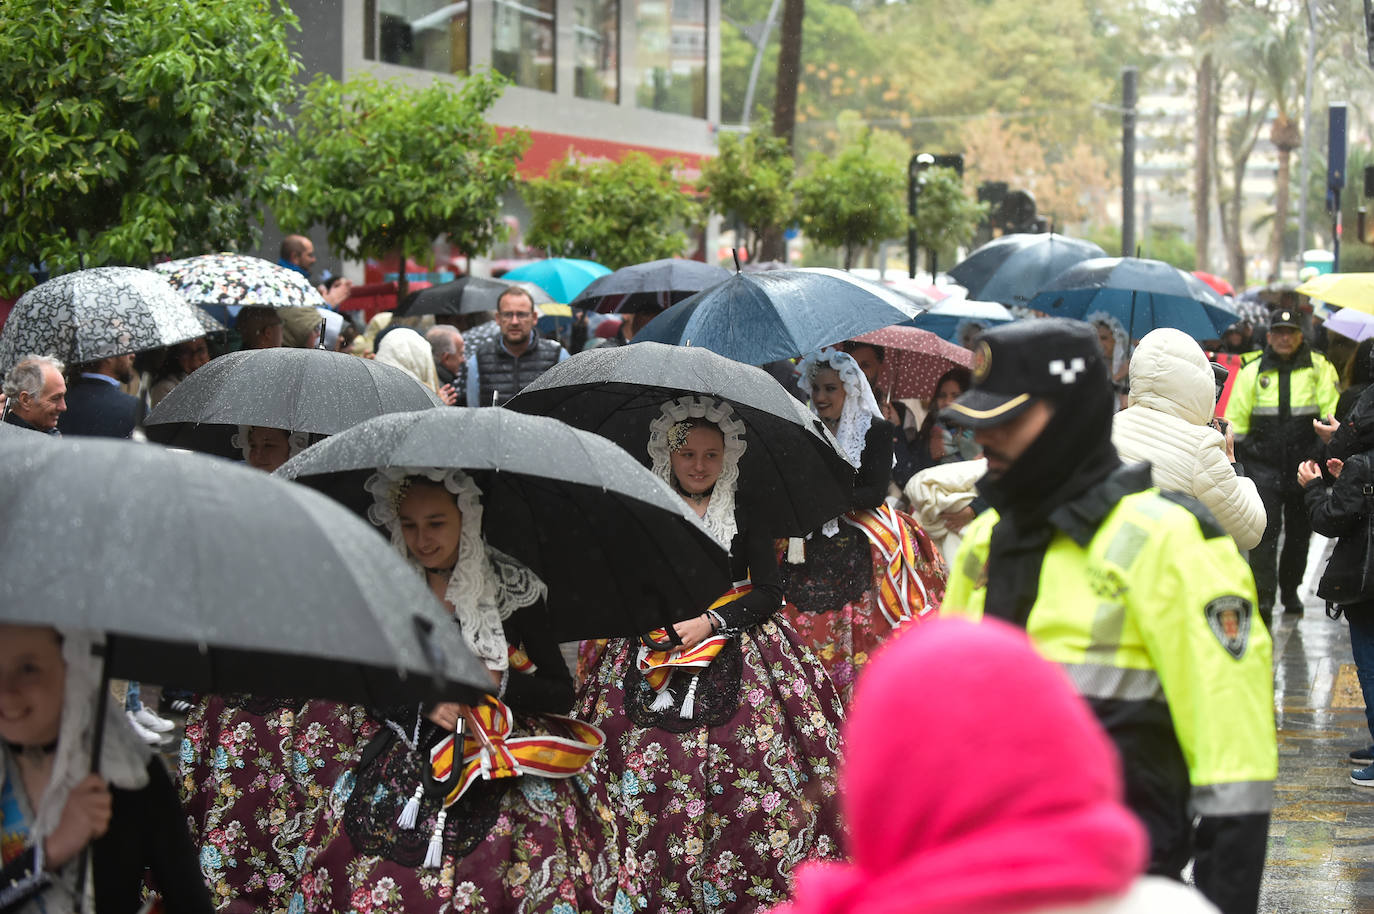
left=794, top=132, right=906, bottom=270
left=697, top=130, right=795, bottom=261
left=271, top=72, right=527, bottom=299
left=0, top=0, right=301, bottom=296
left=523, top=153, right=701, bottom=269
left=912, top=166, right=987, bottom=273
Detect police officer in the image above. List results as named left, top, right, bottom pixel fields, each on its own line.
left=940, top=319, right=1276, bottom=914
left=1225, top=308, right=1339, bottom=624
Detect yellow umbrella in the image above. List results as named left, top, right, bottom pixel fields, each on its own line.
left=1295, top=272, right=1374, bottom=314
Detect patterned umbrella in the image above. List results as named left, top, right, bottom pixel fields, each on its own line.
left=850, top=325, right=975, bottom=401
left=152, top=253, right=328, bottom=310
left=0, top=267, right=207, bottom=374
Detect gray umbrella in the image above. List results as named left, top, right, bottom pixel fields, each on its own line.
left=144, top=348, right=443, bottom=453
left=0, top=267, right=207, bottom=374
left=0, top=437, right=493, bottom=707
left=395, top=276, right=553, bottom=317
left=277, top=408, right=733, bottom=639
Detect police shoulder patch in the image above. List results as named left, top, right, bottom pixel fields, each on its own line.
left=1158, top=490, right=1227, bottom=540
left=1205, top=595, right=1253, bottom=659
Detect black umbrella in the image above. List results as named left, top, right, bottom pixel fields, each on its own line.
left=505, top=342, right=854, bottom=536
left=394, top=276, right=553, bottom=318
left=631, top=268, right=925, bottom=365
left=0, top=437, right=494, bottom=707
left=276, top=408, right=732, bottom=640
left=948, top=233, right=1106, bottom=307
left=144, top=348, right=443, bottom=455
left=570, top=258, right=733, bottom=314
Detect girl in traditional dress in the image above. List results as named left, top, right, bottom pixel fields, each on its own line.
left=778, top=349, right=943, bottom=704
left=295, top=467, right=632, bottom=914
left=576, top=396, right=846, bottom=913
left=1090, top=312, right=1131, bottom=411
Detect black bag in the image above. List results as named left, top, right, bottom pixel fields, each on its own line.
left=1317, top=463, right=1374, bottom=617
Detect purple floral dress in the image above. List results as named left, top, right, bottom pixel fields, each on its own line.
left=178, top=696, right=377, bottom=912
left=575, top=525, right=846, bottom=913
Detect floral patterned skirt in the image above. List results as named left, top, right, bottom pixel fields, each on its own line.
left=179, top=696, right=376, bottom=913
left=295, top=713, right=635, bottom=914
left=575, top=617, right=845, bottom=914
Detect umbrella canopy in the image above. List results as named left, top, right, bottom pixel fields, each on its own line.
left=500, top=258, right=611, bottom=302
left=906, top=298, right=1015, bottom=344
left=144, top=348, right=443, bottom=453
left=850, top=326, right=976, bottom=400
left=505, top=342, right=855, bottom=536
left=0, top=267, right=208, bottom=374
left=1295, top=272, right=1374, bottom=315
left=1192, top=271, right=1236, bottom=298
left=395, top=275, right=553, bottom=318
left=0, top=437, right=493, bottom=706
left=277, top=408, right=732, bottom=639
left=1028, top=257, right=1237, bottom=343
left=631, top=268, right=925, bottom=365
left=152, top=253, right=328, bottom=310
left=571, top=258, right=733, bottom=314
left=948, top=233, right=1106, bottom=307
left=1321, top=307, right=1374, bottom=342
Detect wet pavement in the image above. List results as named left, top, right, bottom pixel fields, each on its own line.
left=1262, top=593, right=1374, bottom=913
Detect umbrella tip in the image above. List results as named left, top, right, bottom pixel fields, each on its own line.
left=732, top=248, right=741, bottom=273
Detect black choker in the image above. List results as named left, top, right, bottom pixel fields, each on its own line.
left=674, top=480, right=713, bottom=504
left=4, top=738, right=58, bottom=757
left=424, top=565, right=456, bottom=577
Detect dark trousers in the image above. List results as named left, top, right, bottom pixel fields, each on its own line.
left=1251, top=480, right=1311, bottom=623
left=1347, top=606, right=1374, bottom=747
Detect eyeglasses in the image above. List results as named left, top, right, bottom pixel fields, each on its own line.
left=498, top=311, right=534, bottom=322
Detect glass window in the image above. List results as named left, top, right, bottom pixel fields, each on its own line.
left=368, top=0, right=470, bottom=75
left=633, top=0, right=705, bottom=118
left=492, top=0, right=556, bottom=92
left=573, top=0, right=618, bottom=102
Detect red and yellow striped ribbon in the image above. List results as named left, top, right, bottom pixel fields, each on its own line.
left=635, top=584, right=751, bottom=691
left=842, top=505, right=932, bottom=629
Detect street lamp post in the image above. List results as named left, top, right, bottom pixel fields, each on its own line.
left=908, top=153, right=934, bottom=280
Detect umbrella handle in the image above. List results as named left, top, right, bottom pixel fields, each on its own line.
left=73, top=636, right=113, bottom=911
left=640, top=628, right=683, bottom=650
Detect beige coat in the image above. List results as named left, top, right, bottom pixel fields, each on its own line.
left=1112, top=328, right=1266, bottom=551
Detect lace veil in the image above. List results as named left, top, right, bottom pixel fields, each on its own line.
left=647, top=396, right=748, bottom=548
left=365, top=466, right=546, bottom=670
left=798, top=348, right=884, bottom=537
left=232, top=425, right=311, bottom=464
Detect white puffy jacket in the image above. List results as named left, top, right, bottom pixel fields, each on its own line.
left=1111, top=328, right=1266, bottom=551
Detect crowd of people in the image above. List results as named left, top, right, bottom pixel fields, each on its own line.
left=5, top=243, right=1374, bottom=914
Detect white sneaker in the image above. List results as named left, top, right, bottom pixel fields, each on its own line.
left=126, top=711, right=169, bottom=745
left=133, top=706, right=175, bottom=733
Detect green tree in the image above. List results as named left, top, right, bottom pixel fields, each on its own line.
left=912, top=166, right=987, bottom=276
left=794, top=132, right=905, bottom=270
left=0, top=0, right=301, bottom=296
left=697, top=130, right=795, bottom=261
left=523, top=153, right=700, bottom=269
left=271, top=72, right=527, bottom=301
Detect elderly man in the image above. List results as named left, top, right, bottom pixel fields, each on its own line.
left=426, top=324, right=466, bottom=398
left=940, top=319, right=1275, bottom=914
left=465, top=287, right=568, bottom=407
left=278, top=234, right=316, bottom=278
left=59, top=352, right=143, bottom=438
left=2, top=354, right=66, bottom=434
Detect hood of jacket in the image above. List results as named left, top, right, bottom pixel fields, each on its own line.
left=1125, top=328, right=1214, bottom=425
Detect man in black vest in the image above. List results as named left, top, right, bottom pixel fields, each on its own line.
left=466, top=287, right=568, bottom=407
left=58, top=352, right=144, bottom=438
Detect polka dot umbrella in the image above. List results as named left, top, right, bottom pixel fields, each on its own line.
left=849, top=325, right=975, bottom=401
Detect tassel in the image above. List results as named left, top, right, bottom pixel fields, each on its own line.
left=423, top=810, right=446, bottom=868
left=397, top=783, right=424, bottom=829
left=650, top=687, right=676, bottom=711
left=679, top=675, right=701, bottom=719
left=787, top=537, right=806, bottom=564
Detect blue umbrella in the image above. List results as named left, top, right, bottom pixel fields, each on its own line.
left=907, top=298, right=1015, bottom=343
left=1028, top=257, right=1238, bottom=342
left=632, top=268, right=925, bottom=364
left=949, top=233, right=1106, bottom=307
left=501, top=258, right=611, bottom=302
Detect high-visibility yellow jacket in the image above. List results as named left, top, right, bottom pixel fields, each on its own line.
left=1225, top=345, right=1339, bottom=489
left=943, top=466, right=1275, bottom=896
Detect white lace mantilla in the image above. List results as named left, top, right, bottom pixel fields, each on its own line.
left=799, top=348, right=884, bottom=536
left=647, top=395, right=747, bottom=548
left=365, top=466, right=546, bottom=670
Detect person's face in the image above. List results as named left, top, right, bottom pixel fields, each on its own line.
left=177, top=338, right=211, bottom=375
left=1268, top=326, right=1302, bottom=357
left=0, top=626, right=65, bottom=748
left=669, top=425, right=725, bottom=495
left=935, top=378, right=965, bottom=412
left=249, top=319, right=284, bottom=350
left=246, top=426, right=291, bottom=473
left=849, top=346, right=881, bottom=386
left=973, top=399, right=1055, bottom=479
left=398, top=482, right=464, bottom=570
left=497, top=296, right=536, bottom=345
left=109, top=353, right=135, bottom=384
left=811, top=368, right=846, bottom=422
left=295, top=241, right=316, bottom=270
left=18, top=364, right=67, bottom=430
left=1095, top=324, right=1115, bottom=360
